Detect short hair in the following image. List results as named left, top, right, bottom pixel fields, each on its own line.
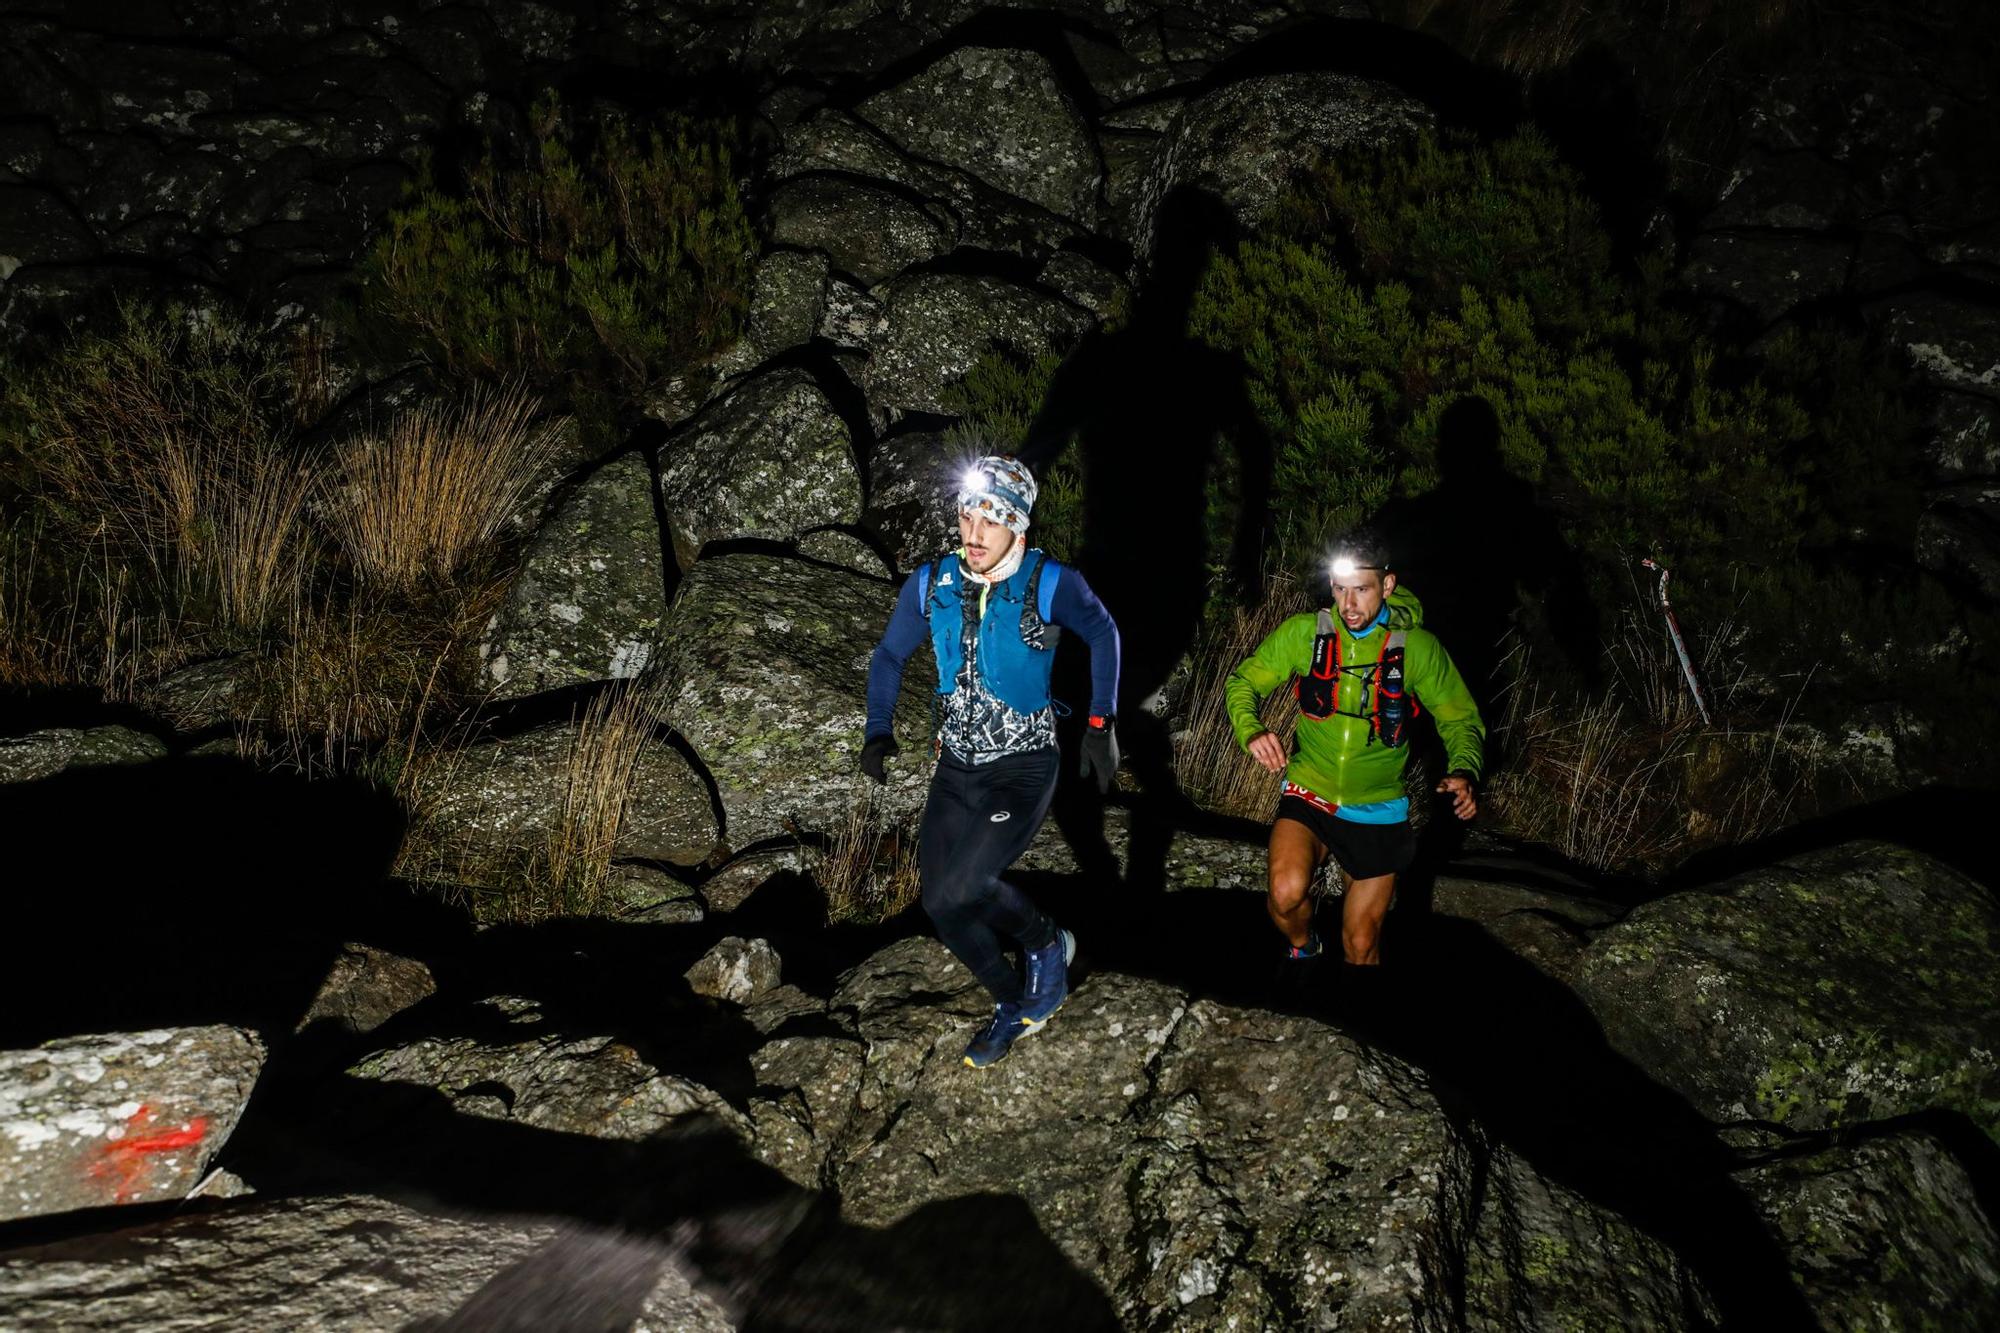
left=1329, top=526, right=1393, bottom=576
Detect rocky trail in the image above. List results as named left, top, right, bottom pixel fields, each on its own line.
left=5, top=0, right=2000, bottom=1325
left=4, top=763, right=1998, bottom=1328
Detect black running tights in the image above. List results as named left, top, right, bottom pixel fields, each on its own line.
left=918, top=747, right=1060, bottom=1004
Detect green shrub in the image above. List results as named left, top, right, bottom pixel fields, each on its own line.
left=1177, top=121, right=2000, bottom=806
left=941, top=344, right=1086, bottom=561
left=1195, top=129, right=1956, bottom=703
left=354, top=92, right=752, bottom=438
left=1277, top=129, right=1621, bottom=341
left=1190, top=249, right=1815, bottom=596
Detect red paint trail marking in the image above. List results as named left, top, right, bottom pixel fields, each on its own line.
left=85, top=1104, right=210, bottom=1202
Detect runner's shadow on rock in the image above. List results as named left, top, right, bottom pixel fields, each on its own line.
left=1027, top=187, right=1266, bottom=897
left=0, top=754, right=420, bottom=1047
left=226, top=1074, right=1119, bottom=1332
left=1371, top=394, right=1601, bottom=707
left=1029, top=876, right=1816, bottom=1329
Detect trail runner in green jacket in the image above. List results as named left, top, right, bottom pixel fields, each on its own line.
left=1225, top=528, right=1485, bottom=987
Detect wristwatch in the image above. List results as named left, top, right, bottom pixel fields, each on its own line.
left=1088, top=714, right=1114, bottom=729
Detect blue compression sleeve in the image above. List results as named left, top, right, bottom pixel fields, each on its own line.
left=864, top=575, right=929, bottom=740
left=1050, top=568, right=1121, bottom=718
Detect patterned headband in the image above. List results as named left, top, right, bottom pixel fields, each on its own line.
left=954, top=454, right=1038, bottom=535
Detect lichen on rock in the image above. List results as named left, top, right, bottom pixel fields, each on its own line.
left=652, top=552, right=933, bottom=849
left=1574, top=842, right=2000, bottom=1140
left=656, top=367, right=862, bottom=568
left=480, top=450, right=667, bottom=700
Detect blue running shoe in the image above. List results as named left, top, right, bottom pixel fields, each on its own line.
left=1018, top=927, right=1076, bottom=1025
left=963, top=1001, right=1029, bottom=1068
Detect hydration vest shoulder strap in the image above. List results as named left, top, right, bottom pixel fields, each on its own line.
left=1019, top=553, right=1057, bottom=651
left=917, top=556, right=952, bottom=619
left=1297, top=610, right=1339, bottom=717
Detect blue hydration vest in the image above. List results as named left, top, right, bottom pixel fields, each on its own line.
left=917, top=550, right=1063, bottom=716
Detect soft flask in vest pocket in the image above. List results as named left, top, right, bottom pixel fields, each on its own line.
left=918, top=550, right=1062, bottom=715
left=1294, top=609, right=1419, bottom=747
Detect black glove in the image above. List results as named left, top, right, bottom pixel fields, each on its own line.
left=1079, top=718, right=1119, bottom=794
left=859, top=734, right=898, bottom=786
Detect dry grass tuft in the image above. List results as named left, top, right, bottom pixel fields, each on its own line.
left=323, top=386, right=565, bottom=590
left=241, top=573, right=503, bottom=778
left=16, top=302, right=324, bottom=638
left=206, top=442, right=319, bottom=633
left=397, top=679, right=668, bottom=925
left=1, top=520, right=204, bottom=698
left=1483, top=604, right=1821, bottom=876
left=1172, top=577, right=1312, bottom=820
left=531, top=679, right=664, bottom=920
left=813, top=791, right=922, bottom=925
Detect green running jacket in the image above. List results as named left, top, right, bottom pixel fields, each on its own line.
left=1224, top=585, right=1486, bottom=808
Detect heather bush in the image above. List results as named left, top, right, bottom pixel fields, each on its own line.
left=942, top=345, right=1086, bottom=561
left=1193, top=138, right=1829, bottom=601
left=354, top=92, right=752, bottom=439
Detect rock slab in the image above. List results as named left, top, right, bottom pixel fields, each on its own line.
left=1, top=1025, right=263, bottom=1222
left=481, top=451, right=666, bottom=700
left=1574, top=841, right=2000, bottom=1140
left=351, top=995, right=747, bottom=1143
left=857, top=46, right=1099, bottom=223
left=0, top=1193, right=732, bottom=1332
left=414, top=717, right=719, bottom=870
left=0, top=726, right=167, bottom=784
left=685, top=937, right=783, bottom=1005
left=657, top=367, right=862, bottom=568
left=653, top=552, right=933, bottom=848
left=297, top=943, right=437, bottom=1037
left=1742, top=1128, right=2000, bottom=1329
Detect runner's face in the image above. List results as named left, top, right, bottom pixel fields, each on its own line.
left=1330, top=569, right=1396, bottom=630
left=959, top=511, right=1016, bottom=574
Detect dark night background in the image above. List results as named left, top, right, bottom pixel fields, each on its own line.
left=1, top=0, right=1997, bottom=1328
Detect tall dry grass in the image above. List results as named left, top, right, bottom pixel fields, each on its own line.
left=241, top=581, right=499, bottom=777
left=15, top=302, right=321, bottom=639
left=396, top=679, right=668, bottom=925
left=323, top=386, right=565, bottom=589
left=46, top=407, right=318, bottom=640
left=1172, top=577, right=1312, bottom=819
left=535, top=679, right=663, bottom=919
left=238, top=387, right=564, bottom=773
left=812, top=790, right=923, bottom=925
left=1483, top=598, right=1820, bottom=875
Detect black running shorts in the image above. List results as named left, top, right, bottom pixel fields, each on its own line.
left=1275, top=792, right=1417, bottom=881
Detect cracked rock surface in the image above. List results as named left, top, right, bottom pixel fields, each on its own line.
left=411, top=718, right=719, bottom=871
left=652, top=552, right=934, bottom=849
left=480, top=451, right=667, bottom=701
left=657, top=367, right=862, bottom=568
